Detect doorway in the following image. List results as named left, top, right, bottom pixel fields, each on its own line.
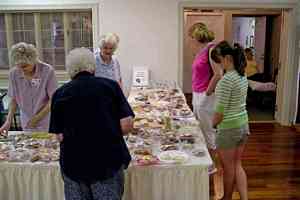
left=231, top=15, right=281, bottom=121
left=183, top=10, right=225, bottom=94
left=182, top=9, right=282, bottom=122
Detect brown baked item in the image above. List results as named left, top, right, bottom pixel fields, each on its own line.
left=161, top=144, right=178, bottom=151
left=134, top=149, right=152, bottom=155
left=179, top=134, right=195, bottom=144
left=30, top=154, right=41, bottom=162
left=180, top=108, right=192, bottom=116
left=130, top=128, right=140, bottom=135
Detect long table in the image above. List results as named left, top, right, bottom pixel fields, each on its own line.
left=0, top=88, right=212, bottom=200
left=0, top=145, right=211, bottom=200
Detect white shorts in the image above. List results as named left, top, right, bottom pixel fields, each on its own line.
left=192, top=92, right=216, bottom=150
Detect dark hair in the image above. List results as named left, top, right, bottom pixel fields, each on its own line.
left=211, top=41, right=246, bottom=76
left=244, top=48, right=253, bottom=54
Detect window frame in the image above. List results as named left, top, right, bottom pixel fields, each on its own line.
left=0, top=2, right=100, bottom=85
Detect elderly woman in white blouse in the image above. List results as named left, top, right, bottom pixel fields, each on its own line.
left=95, top=33, right=122, bottom=88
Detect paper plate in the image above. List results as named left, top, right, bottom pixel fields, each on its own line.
left=158, top=150, right=189, bottom=164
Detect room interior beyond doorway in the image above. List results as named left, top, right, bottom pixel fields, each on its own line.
left=183, top=9, right=282, bottom=122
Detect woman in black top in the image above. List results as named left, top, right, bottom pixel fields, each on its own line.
left=49, top=48, right=134, bottom=200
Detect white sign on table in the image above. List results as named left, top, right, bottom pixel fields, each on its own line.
left=132, top=67, right=149, bottom=87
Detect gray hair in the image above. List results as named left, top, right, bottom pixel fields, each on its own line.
left=10, top=42, right=39, bottom=66
left=65, top=48, right=96, bottom=79
left=98, top=33, right=120, bottom=52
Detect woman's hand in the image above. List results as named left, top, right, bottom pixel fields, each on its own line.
left=205, top=92, right=212, bottom=96
left=212, top=112, right=224, bottom=128
left=120, top=116, right=133, bottom=135
left=0, top=120, right=10, bottom=136
left=56, top=133, right=63, bottom=142
left=26, top=101, right=51, bottom=129
left=26, top=116, right=40, bottom=129
left=1, top=99, right=17, bottom=135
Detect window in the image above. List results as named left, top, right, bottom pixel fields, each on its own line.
left=40, top=12, right=65, bottom=70
left=68, top=12, right=93, bottom=51
left=12, top=13, right=35, bottom=45
left=0, top=10, right=93, bottom=71
left=0, top=14, right=8, bottom=69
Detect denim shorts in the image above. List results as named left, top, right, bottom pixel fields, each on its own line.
left=216, top=124, right=250, bottom=149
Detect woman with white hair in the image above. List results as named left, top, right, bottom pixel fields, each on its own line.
left=49, top=48, right=134, bottom=200
left=0, top=42, right=58, bottom=134
left=95, top=33, right=122, bottom=87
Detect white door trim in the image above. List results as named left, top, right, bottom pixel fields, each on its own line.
left=178, top=1, right=298, bottom=126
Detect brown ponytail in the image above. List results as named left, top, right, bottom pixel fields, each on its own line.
left=211, top=41, right=246, bottom=76
left=232, top=43, right=247, bottom=76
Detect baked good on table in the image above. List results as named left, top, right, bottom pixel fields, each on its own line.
left=134, top=148, right=152, bottom=155
left=135, top=155, right=159, bottom=166
left=161, top=144, right=178, bottom=151
left=179, top=133, right=195, bottom=144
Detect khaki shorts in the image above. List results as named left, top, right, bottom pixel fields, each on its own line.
left=216, top=124, right=250, bottom=150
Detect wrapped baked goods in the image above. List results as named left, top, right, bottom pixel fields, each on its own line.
left=135, top=155, right=160, bottom=166
left=161, top=144, right=178, bottom=151
left=134, top=148, right=152, bottom=156
left=179, top=133, right=195, bottom=144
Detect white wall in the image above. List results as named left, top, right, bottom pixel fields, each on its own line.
left=99, top=0, right=179, bottom=92
left=0, top=0, right=299, bottom=92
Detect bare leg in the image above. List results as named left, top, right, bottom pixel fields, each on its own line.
left=218, top=148, right=236, bottom=200
left=210, top=149, right=224, bottom=200
left=235, top=143, right=248, bottom=200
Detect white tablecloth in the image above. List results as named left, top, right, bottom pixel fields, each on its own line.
left=0, top=148, right=211, bottom=200
left=0, top=162, right=63, bottom=200
left=0, top=87, right=212, bottom=200
left=124, top=154, right=211, bottom=200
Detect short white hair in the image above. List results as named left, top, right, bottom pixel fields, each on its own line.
left=10, top=42, right=38, bottom=66
left=65, top=48, right=96, bottom=79
left=98, top=33, right=120, bottom=52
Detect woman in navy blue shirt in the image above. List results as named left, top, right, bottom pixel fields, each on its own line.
left=49, top=48, right=134, bottom=200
